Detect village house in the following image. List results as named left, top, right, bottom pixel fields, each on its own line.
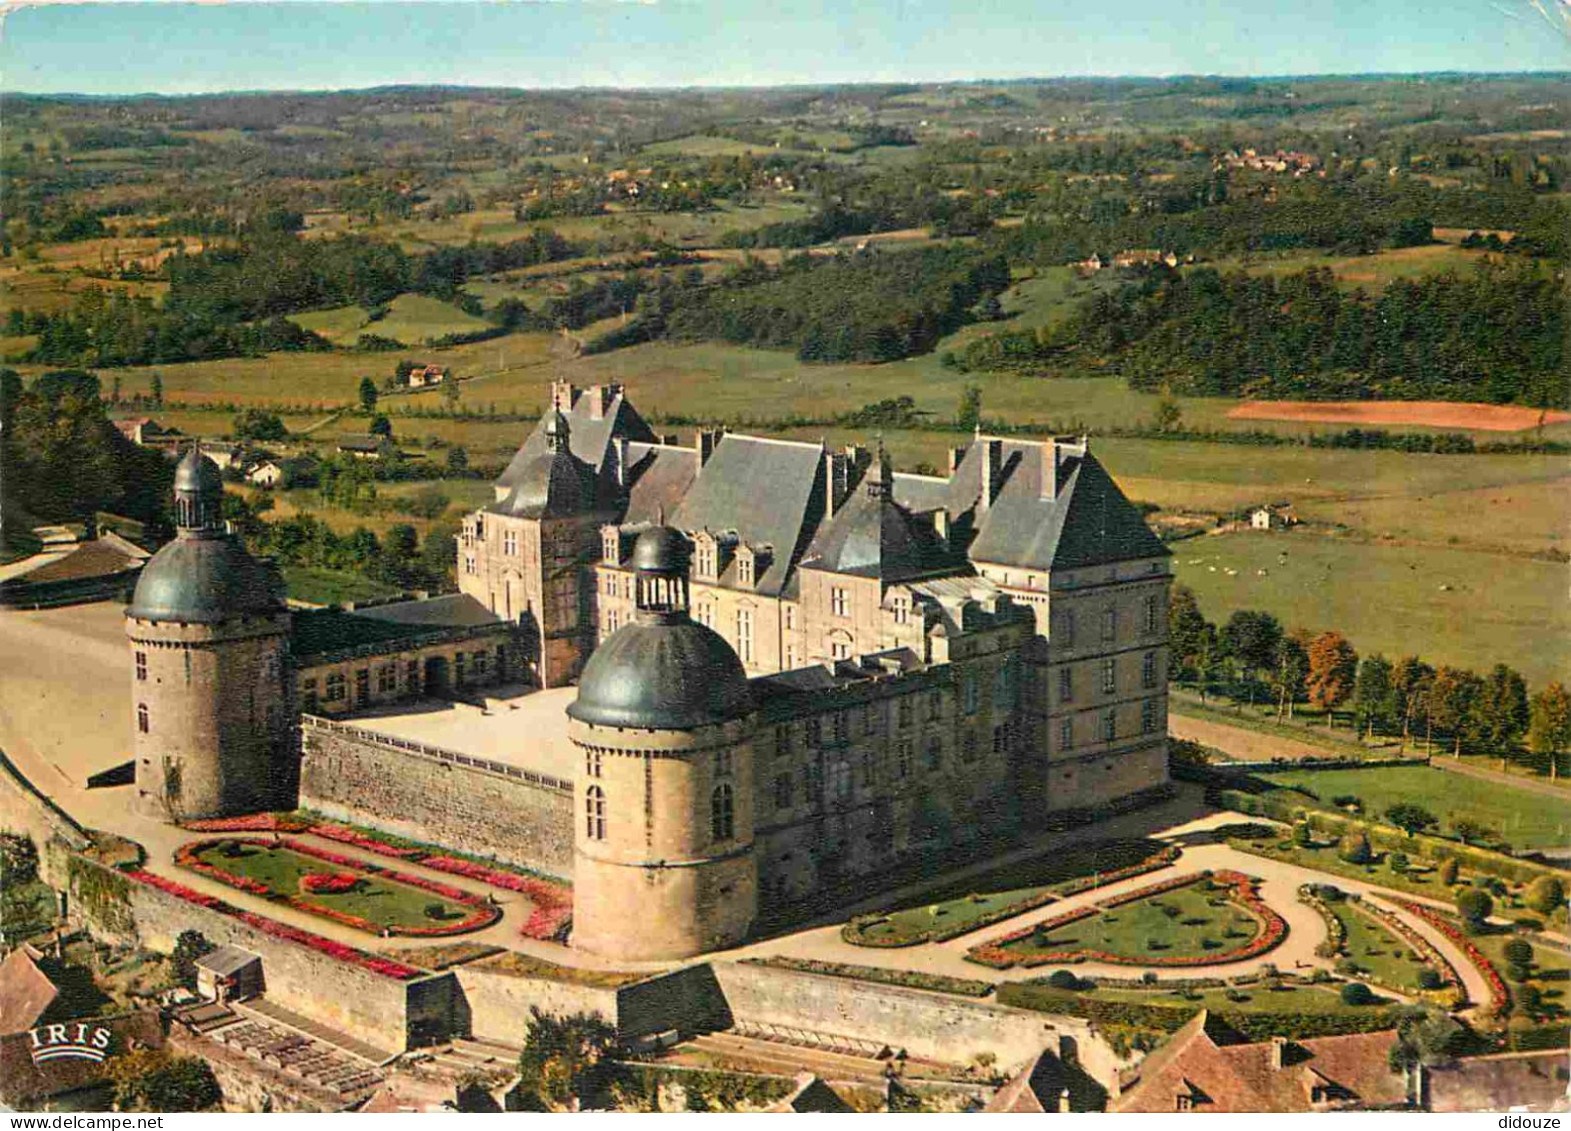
left=405, top=364, right=448, bottom=388
left=337, top=435, right=397, bottom=461
left=1249, top=504, right=1297, bottom=531
left=111, top=417, right=184, bottom=451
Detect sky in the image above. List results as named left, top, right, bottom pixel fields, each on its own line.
left=0, top=0, right=1567, bottom=96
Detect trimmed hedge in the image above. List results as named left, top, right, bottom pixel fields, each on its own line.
left=740, top=956, right=993, bottom=998
left=994, top=984, right=1403, bottom=1040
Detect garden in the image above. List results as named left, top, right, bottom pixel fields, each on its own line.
left=1298, top=883, right=1459, bottom=1002
left=841, top=839, right=1177, bottom=947
left=966, top=871, right=1286, bottom=970
left=177, top=838, right=500, bottom=937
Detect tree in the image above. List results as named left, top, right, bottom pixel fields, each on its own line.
left=109, top=1050, right=222, bottom=1112
left=1338, top=830, right=1372, bottom=865
left=1392, top=656, right=1434, bottom=752
left=150, top=372, right=163, bottom=408
left=1167, top=585, right=1212, bottom=680
left=1451, top=818, right=1495, bottom=846
left=1271, top=632, right=1310, bottom=721
left=1456, top=888, right=1493, bottom=933
left=515, top=1008, right=618, bottom=1111
left=1428, top=666, right=1484, bottom=756
left=956, top=382, right=982, bottom=431
left=1527, top=681, right=1571, bottom=778
left=1306, top=631, right=1358, bottom=725
left=1503, top=938, right=1534, bottom=968
left=233, top=409, right=288, bottom=442
left=1438, top=858, right=1460, bottom=886
left=368, top=413, right=394, bottom=439
left=1384, top=803, right=1437, bottom=838
left=1340, top=982, right=1373, bottom=1006
left=1354, top=654, right=1397, bottom=739
left=1220, top=609, right=1283, bottom=698
left=1153, top=385, right=1182, bottom=431
left=445, top=445, right=469, bottom=475
left=358, top=376, right=379, bottom=413
left=1525, top=876, right=1564, bottom=916
left=1473, top=664, right=1529, bottom=760
left=171, top=929, right=214, bottom=990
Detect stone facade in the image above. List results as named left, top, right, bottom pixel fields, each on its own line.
left=127, top=611, right=295, bottom=821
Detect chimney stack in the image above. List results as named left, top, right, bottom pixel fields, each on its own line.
left=614, top=436, right=630, bottom=488
left=948, top=445, right=968, bottom=477
left=550, top=380, right=579, bottom=414
left=1058, top=1089, right=1071, bottom=1114
left=698, top=429, right=723, bottom=469
left=823, top=449, right=849, bottom=522
left=1270, top=1036, right=1288, bottom=1071
left=978, top=438, right=1002, bottom=513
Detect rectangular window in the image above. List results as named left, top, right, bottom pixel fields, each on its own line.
left=737, top=608, right=754, bottom=664
left=1059, top=666, right=1074, bottom=703
left=1061, top=609, right=1076, bottom=646
left=376, top=665, right=396, bottom=694
left=830, top=639, right=850, bottom=661
left=963, top=671, right=979, bottom=716
left=1060, top=718, right=1073, bottom=750
left=301, top=678, right=318, bottom=713
left=897, top=697, right=913, bottom=729
left=1143, top=651, right=1158, bottom=689
left=354, top=668, right=370, bottom=703
left=892, top=596, right=909, bottom=625
left=993, top=724, right=1007, bottom=755
left=928, top=690, right=943, bottom=721
left=774, top=772, right=794, bottom=810
left=785, top=645, right=797, bottom=670
left=831, top=760, right=852, bottom=801
left=806, top=718, right=823, bottom=748
left=830, top=586, right=848, bottom=617
left=326, top=673, right=346, bottom=702
left=136, top=703, right=149, bottom=733
left=925, top=737, right=943, bottom=772
left=135, top=651, right=147, bottom=681
left=1102, top=608, right=1117, bottom=643
left=503, top=531, right=518, bottom=556
left=784, top=605, right=796, bottom=631
left=464, top=554, right=477, bottom=576
left=1142, top=697, right=1160, bottom=735
left=1144, top=594, right=1160, bottom=635
left=805, top=762, right=823, bottom=797
left=454, top=653, right=467, bottom=686
left=406, top=660, right=420, bottom=694
left=738, top=555, right=753, bottom=587
left=896, top=741, right=912, bottom=779
left=1101, top=658, right=1117, bottom=695
left=962, top=734, right=978, bottom=763
left=832, top=713, right=849, bottom=745
left=586, top=748, right=603, bottom=778
left=1102, top=709, right=1117, bottom=743
left=472, top=651, right=487, bottom=680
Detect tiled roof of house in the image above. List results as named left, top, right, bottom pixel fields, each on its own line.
left=1427, top=1050, right=1571, bottom=1113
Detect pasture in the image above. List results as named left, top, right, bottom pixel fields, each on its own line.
left=1227, top=400, right=1571, bottom=433
left=288, top=293, right=492, bottom=347
left=1203, top=242, right=1495, bottom=289
left=1172, top=531, right=1569, bottom=686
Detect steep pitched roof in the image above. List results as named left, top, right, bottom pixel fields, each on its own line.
left=495, top=388, right=657, bottom=491
left=799, top=456, right=962, bottom=584
left=0, top=948, right=58, bottom=1036
left=668, top=434, right=826, bottom=596
left=621, top=442, right=699, bottom=527
left=967, top=443, right=1168, bottom=572
left=768, top=1073, right=854, bottom=1113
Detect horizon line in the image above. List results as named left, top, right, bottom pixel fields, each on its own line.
left=7, top=68, right=1571, bottom=101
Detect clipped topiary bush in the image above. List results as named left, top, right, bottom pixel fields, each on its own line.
left=1340, top=982, right=1374, bottom=1006
left=1504, top=938, right=1534, bottom=968
left=1338, top=831, right=1372, bottom=865
left=1046, top=969, right=1081, bottom=991
left=1525, top=876, right=1564, bottom=917
left=1417, top=968, right=1443, bottom=991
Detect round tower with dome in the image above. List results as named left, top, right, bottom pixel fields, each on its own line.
left=567, top=525, right=758, bottom=960
left=126, top=447, right=296, bottom=821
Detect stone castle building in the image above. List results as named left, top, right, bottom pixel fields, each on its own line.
left=126, top=381, right=1172, bottom=961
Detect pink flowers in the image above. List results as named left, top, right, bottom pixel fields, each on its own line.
left=966, top=871, right=1289, bottom=971
left=419, top=855, right=573, bottom=940
left=174, top=837, right=501, bottom=938
left=1391, top=898, right=1510, bottom=1017
left=125, top=869, right=424, bottom=980
left=300, top=871, right=361, bottom=895
left=310, top=824, right=424, bottom=859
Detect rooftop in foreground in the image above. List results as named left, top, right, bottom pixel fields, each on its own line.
left=339, top=685, right=579, bottom=784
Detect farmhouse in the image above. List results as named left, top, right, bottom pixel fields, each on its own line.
left=1249, top=504, right=1297, bottom=531
left=111, top=417, right=184, bottom=450
left=404, top=364, right=448, bottom=388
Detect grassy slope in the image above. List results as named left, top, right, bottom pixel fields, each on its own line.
left=1265, top=765, right=1569, bottom=849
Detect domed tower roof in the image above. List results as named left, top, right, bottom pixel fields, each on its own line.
left=127, top=445, right=285, bottom=623
left=492, top=410, right=596, bottom=518
left=568, top=525, right=751, bottom=729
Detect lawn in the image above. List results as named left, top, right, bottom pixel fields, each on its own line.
left=1333, top=900, right=1435, bottom=991
left=280, top=566, right=402, bottom=606
left=1471, top=929, right=1570, bottom=1020
left=996, top=877, right=1261, bottom=963
left=185, top=840, right=473, bottom=932
left=848, top=838, right=1163, bottom=945
left=246, top=476, right=494, bottom=541
left=1093, top=982, right=1393, bottom=1015
left=1263, top=765, right=1570, bottom=851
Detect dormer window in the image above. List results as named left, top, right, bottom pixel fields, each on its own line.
left=695, top=533, right=718, bottom=581
left=602, top=528, right=620, bottom=564
left=737, top=548, right=754, bottom=588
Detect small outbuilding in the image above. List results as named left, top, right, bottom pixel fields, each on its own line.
left=194, top=946, right=263, bottom=1003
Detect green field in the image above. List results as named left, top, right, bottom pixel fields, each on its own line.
left=287, top=293, right=491, bottom=347
left=1206, top=243, right=1498, bottom=290
left=1472, top=930, right=1570, bottom=1019
left=280, top=566, right=402, bottom=606
left=1174, top=532, right=1570, bottom=686
left=186, top=840, right=472, bottom=932
left=1264, top=765, right=1570, bottom=850
left=997, top=877, right=1261, bottom=963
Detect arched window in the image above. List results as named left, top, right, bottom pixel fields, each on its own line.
left=136, top=703, right=150, bottom=734
left=585, top=785, right=605, bottom=841
left=711, top=783, right=734, bottom=842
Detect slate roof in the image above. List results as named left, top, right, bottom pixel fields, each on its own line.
left=495, top=387, right=657, bottom=491
left=0, top=948, right=58, bottom=1036
left=348, top=593, right=502, bottom=629
left=195, top=945, right=260, bottom=978
left=490, top=443, right=599, bottom=519
left=290, top=607, right=474, bottom=658
left=799, top=456, right=961, bottom=583
left=668, top=434, right=826, bottom=596
left=621, top=443, right=699, bottom=527
left=1111, top=1010, right=1406, bottom=1113
left=962, top=440, right=1169, bottom=572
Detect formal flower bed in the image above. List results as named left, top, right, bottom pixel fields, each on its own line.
left=1299, top=884, right=1348, bottom=958
left=301, top=872, right=360, bottom=895
left=180, top=815, right=573, bottom=938
left=1390, top=897, right=1510, bottom=1017
left=125, top=869, right=424, bottom=981
left=1356, top=897, right=1464, bottom=1005
left=843, top=845, right=1181, bottom=948
left=966, top=871, right=1288, bottom=970
left=175, top=839, right=501, bottom=937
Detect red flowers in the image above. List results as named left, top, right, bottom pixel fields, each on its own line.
left=966, top=871, right=1289, bottom=971
left=300, top=871, right=360, bottom=895
left=125, top=869, right=424, bottom=981
left=1390, top=898, right=1509, bottom=1017
left=419, top=856, right=573, bottom=940
left=174, top=837, right=500, bottom=938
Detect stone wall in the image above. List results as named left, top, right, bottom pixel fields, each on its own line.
left=299, top=723, right=573, bottom=877
left=710, top=962, right=1123, bottom=1084
left=451, top=966, right=621, bottom=1047
left=60, top=852, right=457, bottom=1053
left=167, top=1027, right=352, bottom=1113
left=614, top=964, right=732, bottom=1040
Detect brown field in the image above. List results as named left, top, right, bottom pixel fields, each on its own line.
left=1227, top=399, right=1571, bottom=432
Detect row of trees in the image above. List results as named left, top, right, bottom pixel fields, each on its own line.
left=1169, top=586, right=1571, bottom=774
